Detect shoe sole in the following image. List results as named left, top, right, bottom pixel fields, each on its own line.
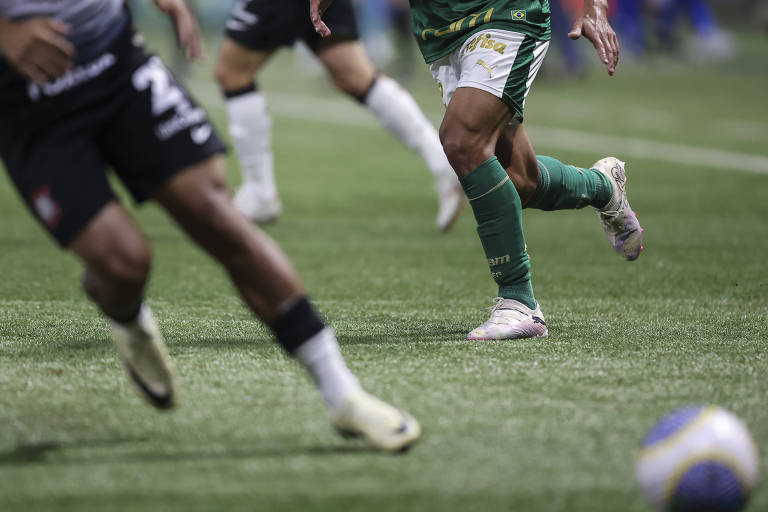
left=125, top=364, right=175, bottom=410
left=335, top=410, right=420, bottom=453
left=467, top=321, right=549, bottom=341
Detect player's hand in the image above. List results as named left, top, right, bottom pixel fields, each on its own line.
left=154, top=0, right=205, bottom=61
left=0, top=17, right=75, bottom=84
left=310, top=0, right=336, bottom=37
left=568, top=2, right=620, bottom=76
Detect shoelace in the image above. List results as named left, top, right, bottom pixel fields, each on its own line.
left=487, top=297, right=528, bottom=317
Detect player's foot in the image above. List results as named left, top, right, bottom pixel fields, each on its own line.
left=467, top=298, right=548, bottom=340
left=109, top=305, right=176, bottom=410
left=332, top=391, right=421, bottom=452
left=233, top=182, right=282, bottom=224
left=435, top=177, right=465, bottom=232
left=592, top=157, right=644, bottom=261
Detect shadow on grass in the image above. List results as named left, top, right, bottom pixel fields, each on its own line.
left=0, top=437, right=373, bottom=467
left=14, top=327, right=472, bottom=357
left=337, top=331, right=470, bottom=346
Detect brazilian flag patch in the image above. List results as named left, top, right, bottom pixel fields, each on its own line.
left=511, top=10, right=526, bottom=20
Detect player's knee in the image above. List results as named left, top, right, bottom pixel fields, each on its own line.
left=98, top=242, right=152, bottom=292
left=333, top=74, right=372, bottom=100
left=185, top=167, right=236, bottom=231
left=439, top=126, right=493, bottom=176
left=214, top=60, right=234, bottom=89
left=214, top=59, right=251, bottom=91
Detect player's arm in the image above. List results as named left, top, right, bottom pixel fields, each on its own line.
left=309, top=0, right=336, bottom=37
left=568, top=0, right=620, bottom=75
left=0, top=17, right=75, bottom=83
left=153, top=0, right=205, bottom=60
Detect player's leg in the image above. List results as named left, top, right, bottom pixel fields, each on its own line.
left=496, top=123, right=611, bottom=210
left=0, top=96, right=177, bottom=410
left=153, top=156, right=420, bottom=451
left=495, top=123, right=644, bottom=261
left=439, top=87, right=546, bottom=340
left=215, top=37, right=281, bottom=223
left=69, top=202, right=176, bottom=409
left=315, top=38, right=464, bottom=231
left=431, top=30, right=565, bottom=339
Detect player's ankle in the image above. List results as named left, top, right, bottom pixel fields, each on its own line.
left=270, top=297, right=361, bottom=413
left=103, top=298, right=144, bottom=325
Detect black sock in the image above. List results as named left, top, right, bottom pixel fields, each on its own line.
left=104, top=299, right=142, bottom=324
left=223, top=82, right=258, bottom=99
left=269, top=297, right=325, bottom=355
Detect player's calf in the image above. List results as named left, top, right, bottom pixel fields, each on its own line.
left=69, top=203, right=152, bottom=321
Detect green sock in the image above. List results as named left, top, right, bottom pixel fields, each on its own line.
left=460, top=157, right=536, bottom=309
left=527, top=155, right=613, bottom=211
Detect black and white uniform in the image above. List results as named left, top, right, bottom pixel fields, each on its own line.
left=224, top=0, right=359, bottom=51
left=0, top=1, right=225, bottom=246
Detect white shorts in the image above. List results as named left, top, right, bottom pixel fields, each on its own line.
left=429, top=29, right=549, bottom=121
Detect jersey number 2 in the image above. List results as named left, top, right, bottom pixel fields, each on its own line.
left=132, top=57, right=186, bottom=116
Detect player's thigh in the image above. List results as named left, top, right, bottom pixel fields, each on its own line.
left=215, top=37, right=274, bottom=89
left=315, top=40, right=376, bottom=97
left=153, top=155, right=255, bottom=259
left=155, top=155, right=229, bottom=223
left=439, top=86, right=513, bottom=176
left=452, top=30, right=549, bottom=122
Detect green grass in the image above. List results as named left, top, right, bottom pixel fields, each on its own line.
left=1, top=28, right=767, bottom=512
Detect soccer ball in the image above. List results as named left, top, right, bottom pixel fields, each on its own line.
left=635, top=406, right=759, bottom=511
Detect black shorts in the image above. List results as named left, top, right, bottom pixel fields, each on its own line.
left=224, top=0, right=359, bottom=51
left=0, top=19, right=226, bottom=247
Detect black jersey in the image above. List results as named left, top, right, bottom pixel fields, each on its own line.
left=224, top=0, right=359, bottom=51
left=0, top=0, right=126, bottom=62
left=0, top=11, right=225, bottom=247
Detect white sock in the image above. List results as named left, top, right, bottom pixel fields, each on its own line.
left=225, top=89, right=278, bottom=199
left=364, top=76, right=456, bottom=184
left=294, top=328, right=362, bottom=414
left=108, top=303, right=159, bottom=339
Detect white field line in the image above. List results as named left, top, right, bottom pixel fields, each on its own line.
left=526, top=126, right=768, bottom=175
left=264, top=92, right=768, bottom=175
left=194, top=83, right=768, bottom=176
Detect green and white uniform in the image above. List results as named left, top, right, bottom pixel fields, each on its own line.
left=410, top=0, right=551, bottom=120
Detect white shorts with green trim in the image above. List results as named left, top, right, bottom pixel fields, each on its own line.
left=429, top=29, right=549, bottom=121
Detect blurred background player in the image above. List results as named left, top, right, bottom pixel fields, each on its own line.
left=312, top=0, right=643, bottom=340
left=0, top=0, right=419, bottom=452
left=614, top=0, right=734, bottom=60
left=215, top=0, right=464, bottom=231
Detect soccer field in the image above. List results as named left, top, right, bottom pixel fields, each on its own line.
left=1, top=29, right=767, bottom=512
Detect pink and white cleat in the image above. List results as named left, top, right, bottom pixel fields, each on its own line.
left=592, top=157, right=644, bottom=261
left=467, top=298, right=548, bottom=340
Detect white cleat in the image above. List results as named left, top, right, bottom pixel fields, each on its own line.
left=467, top=298, right=548, bottom=340
left=592, top=157, right=644, bottom=261
left=109, top=305, right=176, bottom=410
left=233, top=182, right=282, bottom=224
left=435, top=177, right=465, bottom=232
left=332, top=391, right=421, bottom=452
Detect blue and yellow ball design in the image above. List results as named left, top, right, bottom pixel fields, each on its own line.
left=635, top=406, right=759, bottom=512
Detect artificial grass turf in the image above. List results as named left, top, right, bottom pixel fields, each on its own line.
left=1, top=33, right=767, bottom=512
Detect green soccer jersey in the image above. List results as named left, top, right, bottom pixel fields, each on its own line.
left=409, top=0, right=551, bottom=63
